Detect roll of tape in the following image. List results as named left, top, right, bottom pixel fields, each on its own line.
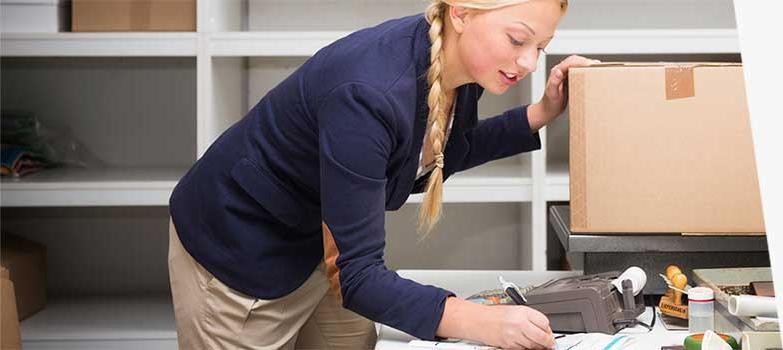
left=611, top=266, right=647, bottom=296
left=684, top=333, right=739, bottom=350
left=684, top=334, right=702, bottom=350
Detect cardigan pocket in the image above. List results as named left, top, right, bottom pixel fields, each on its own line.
left=230, top=157, right=302, bottom=229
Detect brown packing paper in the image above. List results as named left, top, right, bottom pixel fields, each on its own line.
left=1, top=233, right=47, bottom=321
left=568, top=63, right=765, bottom=234
left=1, top=267, right=21, bottom=350
left=72, top=0, right=195, bottom=32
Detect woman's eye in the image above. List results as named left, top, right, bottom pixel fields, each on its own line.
left=507, top=34, right=525, bottom=47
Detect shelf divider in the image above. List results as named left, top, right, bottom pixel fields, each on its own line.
left=0, top=33, right=198, bottom=57
left=0, top=167, right=186, bottom=207
left=21, top=295, right=176, bottom=348
left=546, top=29, right=739, bottom=55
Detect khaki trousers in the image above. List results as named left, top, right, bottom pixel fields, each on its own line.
left=168, top=219, right=377, bottom=349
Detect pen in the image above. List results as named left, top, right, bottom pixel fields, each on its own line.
left=498, top=276, right=528, bottom=305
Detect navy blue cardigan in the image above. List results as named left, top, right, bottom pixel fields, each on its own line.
left=169, top=14, right=541, bottom=340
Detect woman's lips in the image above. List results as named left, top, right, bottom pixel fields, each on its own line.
left=499, top=70, right=519, bottom=85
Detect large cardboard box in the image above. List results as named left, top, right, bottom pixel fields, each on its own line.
left=1, top=233, right=47, bottom=320
left=72, top=0, right=195, bottom=32
left=1, top=267, right=22, bottom=350
left=568, top=63, right=765, bottom=234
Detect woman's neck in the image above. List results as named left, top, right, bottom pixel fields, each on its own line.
left=439, top=13, right=474, bottom=92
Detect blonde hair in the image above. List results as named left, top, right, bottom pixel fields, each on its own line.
left=418, top=0, right=567, bottom=235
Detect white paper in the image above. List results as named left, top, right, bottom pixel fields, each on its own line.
left=702, top=330, right=732, bottom=350
left=408, top=340, right=498, bottom=349
left=555, top=334, right=636, bottom=350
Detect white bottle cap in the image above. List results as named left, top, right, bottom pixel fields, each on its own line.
left=688, top=287, right=714, bottom=302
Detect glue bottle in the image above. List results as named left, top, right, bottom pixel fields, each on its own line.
left=687, top=287, right=715, bottom=333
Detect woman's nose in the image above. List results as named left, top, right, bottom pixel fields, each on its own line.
left=516, top=49, right=539, bottom=74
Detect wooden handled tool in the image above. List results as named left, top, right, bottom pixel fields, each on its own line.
left=672, top=272, right=688, bottom=306
left=659, top=264, right=689, bottom=320
left=664, top=265, right=682, bottom=299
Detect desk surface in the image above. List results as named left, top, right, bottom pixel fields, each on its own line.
left=376, top=270, right=688, bottom=350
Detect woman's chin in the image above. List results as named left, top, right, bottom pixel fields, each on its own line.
left=478, top=81, right=511, bottom=96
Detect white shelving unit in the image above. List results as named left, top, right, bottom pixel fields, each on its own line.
left=209, top=31, right=351, bottom=56
left=1, top=0, right=739, bottom=347
left=0, top=167, right=186, bottom=207
left=546, top=29, right=738, bottom=55
left=0, top=32, right=198, bottom=57
left=21, top=296, right=176, bottom=350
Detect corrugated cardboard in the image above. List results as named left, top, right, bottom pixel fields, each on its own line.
left=568, top=62, right=765, bottom=234
left=1, top=267, right=22, bottom=350
left=72, top=0, right=196, bottom=32
left=1, top=233, right=47, bottom=320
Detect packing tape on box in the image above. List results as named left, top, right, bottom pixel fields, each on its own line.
left=576, top=62, right=746, bottom=101
left=665, top=66, right=695, bottom=100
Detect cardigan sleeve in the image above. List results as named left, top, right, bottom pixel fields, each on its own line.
left=317, top=82, right=454, bottom=340
left=458, top=104, right=542, bottom=172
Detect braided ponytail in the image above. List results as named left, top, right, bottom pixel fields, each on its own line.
left=418, top=2, right=450, bottom=235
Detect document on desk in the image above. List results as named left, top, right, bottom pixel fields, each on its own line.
left=408, top=340, right=498, bottom=349
left=554, top=334, right=636, bottom=350
left=407, top=339, right=590, bottom=350
left=408, top=335, right=634, bottom=350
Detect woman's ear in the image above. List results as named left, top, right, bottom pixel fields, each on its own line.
left=448, top=6, right=471, bottom=34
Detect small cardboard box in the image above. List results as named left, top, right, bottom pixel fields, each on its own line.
left=72, top=0, right=195, bottom=32
left=568, top=63, right=765, bottom=234
left=1, top=233, right=47, bottom=320
left=1, top=267, right=22, bottom=350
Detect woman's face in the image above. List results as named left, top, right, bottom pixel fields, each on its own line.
left=450, top=1, right=562, bottom=94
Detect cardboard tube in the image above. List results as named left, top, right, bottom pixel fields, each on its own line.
left=728, top=295, right=778, bottom=318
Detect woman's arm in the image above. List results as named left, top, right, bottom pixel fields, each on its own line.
left=318, top=82, right=455, bottom=340
left=458, top=104, right=542, bottom=172
left=526, top=102, right=555, bottom=133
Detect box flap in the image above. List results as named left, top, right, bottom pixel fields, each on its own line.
left=576, top=61, right=742, bottom=69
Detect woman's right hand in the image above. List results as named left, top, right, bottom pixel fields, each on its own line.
left=437, top=297, right=555, bottom=350
left=478, top=304, right=555, bottom=350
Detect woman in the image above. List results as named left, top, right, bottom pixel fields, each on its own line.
left=168, top=0, right=596, bottom=348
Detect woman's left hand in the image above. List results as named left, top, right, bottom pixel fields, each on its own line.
left=527, top=55, right=600, bottom=131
